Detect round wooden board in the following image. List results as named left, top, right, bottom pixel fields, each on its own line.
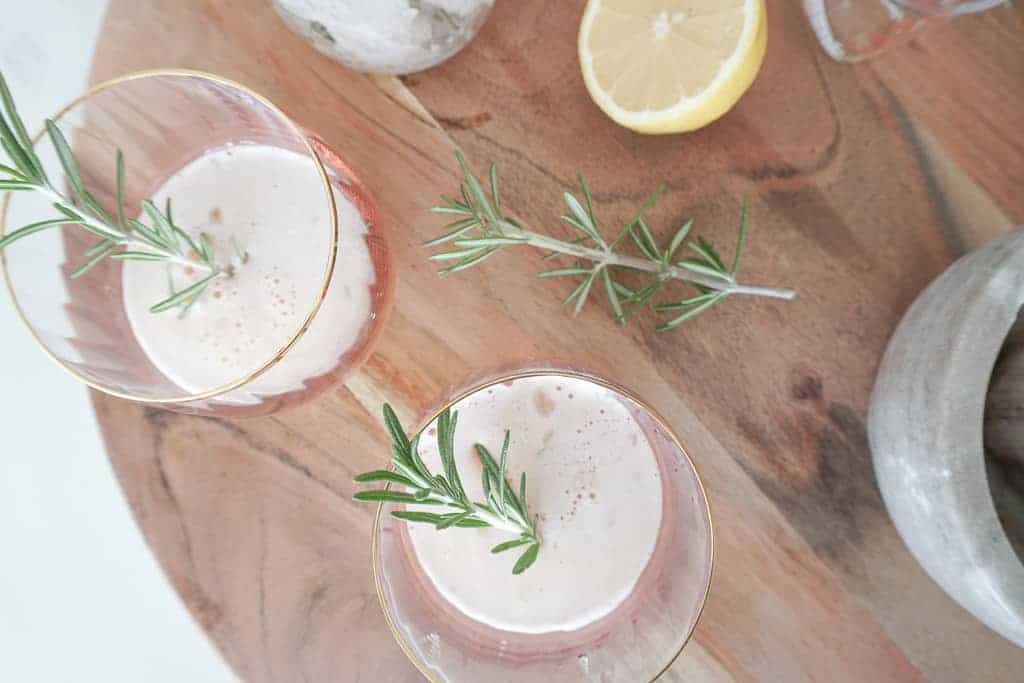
left=90, top=1, right=1024, bottom=681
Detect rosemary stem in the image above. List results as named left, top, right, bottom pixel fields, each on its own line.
left=470, top=504, right=533, bottom=537
left=36, top=184, right=222, bottom=276
left=498, top=220, right=795, bottom=301
left=427, top=492, right=532, bottom=536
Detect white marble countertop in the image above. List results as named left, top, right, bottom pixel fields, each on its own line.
left=0, top=1, right=235, bottom=680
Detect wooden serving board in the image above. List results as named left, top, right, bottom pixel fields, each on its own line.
left=89, top=1, right=1024, bottom=680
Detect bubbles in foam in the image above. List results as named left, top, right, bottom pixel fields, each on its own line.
left=122, top=143, right=375, bottom=396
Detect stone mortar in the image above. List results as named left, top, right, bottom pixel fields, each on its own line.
left=869, top=229, right=1024, bottom=648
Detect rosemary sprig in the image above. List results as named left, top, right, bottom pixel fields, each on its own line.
left=0, top=71, right=242, bottom=314
left=426, top=151, right=795, bottom=331
left=354, top=404, right=542, bottom=575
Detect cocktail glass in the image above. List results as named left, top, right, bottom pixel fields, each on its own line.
left=0, top=70, right=392, bottom=417
left=803, top=0, right=1005, bottom=62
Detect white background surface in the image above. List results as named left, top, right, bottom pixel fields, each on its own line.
left=0, top=1, right=235, bottom=680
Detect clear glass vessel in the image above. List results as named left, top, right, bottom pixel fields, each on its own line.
left=803, top=0, right=1004, bottom=62
left=273, top=0, right=495, bottom=75
left=0, top=70, right=392, bottom=417
left=372, top=366, right=714, bottom=682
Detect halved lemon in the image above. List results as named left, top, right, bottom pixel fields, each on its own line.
left=579, top=0, right=767, bottom=134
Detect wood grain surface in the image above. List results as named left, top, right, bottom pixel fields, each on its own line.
left=88, top=1, right=1024, bottom=680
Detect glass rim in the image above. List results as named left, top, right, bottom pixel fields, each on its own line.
left=892, top=0, right=1005, bottom=14
left=370, top=366, right=715, bottom=682
left=0, top=68, right=340, bottom=404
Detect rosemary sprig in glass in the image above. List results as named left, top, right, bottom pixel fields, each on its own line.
left=0, top=71, right=244, bottom=315
left=426, top=151, right=795, bottom=331
left=354, top=404, right=542, bottom=575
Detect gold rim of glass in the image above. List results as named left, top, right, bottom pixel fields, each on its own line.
left=370, top=367, right=715, bottom=682
left=0, top=68, right=339, bottom=404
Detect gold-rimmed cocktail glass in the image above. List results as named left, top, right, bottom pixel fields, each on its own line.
left=372, top=366, right=714, bottom=682
left=0, top=70, right=392, bottom=417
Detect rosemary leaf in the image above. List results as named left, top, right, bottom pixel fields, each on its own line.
left=561, top=271, right=593, bottom=308
left=173, top=226, right=202, bottom=259
left=382, top=404, right=412, bottom=454
left=44, top=120, right=84, bottom=196
left=628, top=223, right=659, bottom=261
left=621, top=277, right=665, bottom=321
left=0, top=133, right=33, bottom=180
left=53, top=203, right=82, bottom=221
left=0, top=72, right=43, bottom=179
left=352, top=470, right=415, bottom=486
left=0, top=110, right=35, bottom=179
left=439, top=246, right=499, bottom=276
left=0, top=180, right=36, bottom=191
left=699, top=236, right=727, bottom=271
left=578, top=173, right=597, bottom=224
left=692, top=237, right=726, bottom=272
left=612, top=280, right=635, bottom=298
left=438, top=409, right=466, bottom=501
left=653, top=293, right=718, bottom=312
left=657, top=292, right=730, bottom=331
left=0, top=217, right=69, bottom=249
left=70, top=244, right=117, bottom=278
left=492, top=537, right=532, bottom=554
left=141, top=199, right=177, bottom=248
left=475, top=444, right=500, bottom=481
left=561, top=211, right=603, bottom=247
left=429, top=247, right=484, bottom=261
left=409, top=445, right=435, bottom=487
left=601, top=268, right=625, bottom=322
left=572, top=269, right=599, bottom=318
left=451, top=517, right=491, bottom=529
left=513, top=543, right=540, bottom=575
left=456, top=150, right=498, bottom=227
left=489, top=162, right=500, bottom=213
left=85, top=238, right=115, bottom=257
left=564, top=192, right=603, bottom=247
left=422, top=218, right=480, bottom=247
left=354, top=490, right=421, bottom=504
left=537, top=267, right=591, bottom=279
left=437, top=511, right=473, bottom=530
left=665, top=219, right=694, bottom=262
left=688, top=242, right=720, bottom=270
left=635, top=218, right=660, bottom=259
left=127, top=219, right=168, bottom=250
left=115, top=149, right=126, bottom=228
left=198, top=233, right=214, bottom=263
left=391, top=510, right=444, bottom=525
left=497, top=432, right=510, bottom=514
left=149, top=272, right=218, bottom=313
left=0, top=161, right=25, bottom=178
left=81, top=188, right=114, bottom=225
left=732, top=198, right=749, bottom=275
left=429, top=205, right=474, bottom=216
